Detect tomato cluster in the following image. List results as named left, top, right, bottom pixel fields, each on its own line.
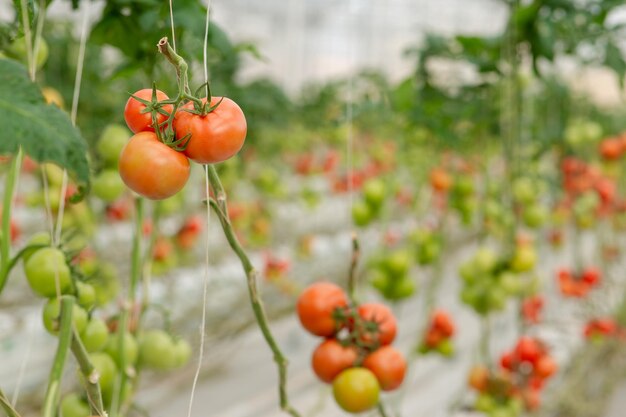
left=368, top=249, right=415, bottom=301
left=557, top=267, right=601, bottom=298
left=583, top=317, right=621, bottom=341
left=459, top=243, right=539, bottom=315
left=296, top=282, right=406, bottom=413
left=521, top=295, right=544, bottom=325
left=469, top=337, right=557, bottom=416
left=119, top=88, right=247, bottom=200
left=418, top=309, right=456, bottom=356
left=351, top=178, right=387, bottom=227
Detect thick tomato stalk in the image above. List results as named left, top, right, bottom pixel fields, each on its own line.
left=173, top=97, right=247, bottom=164
left=118, top=132, right=190, bottom=200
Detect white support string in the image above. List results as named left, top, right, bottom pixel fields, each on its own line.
left=186, top=1, right=214, bottom=416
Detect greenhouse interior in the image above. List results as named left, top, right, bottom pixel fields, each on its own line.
left=2, top=0, right=626, bottom=416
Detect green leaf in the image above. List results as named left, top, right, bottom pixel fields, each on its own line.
left=0, top=58, right=90, bottom=199
left=604, top=41, right=626, bottom=88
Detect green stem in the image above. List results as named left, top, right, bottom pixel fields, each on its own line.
left=42, top=296, right=74, bottom=417
left=110, top=197, right=143, bottom=417
left=377, top=402, right=390, bottom=417
left=0, top=388, right=21, bottom=417
left=70, top=329, right=105, bottom=415
left=207, top=166, right=301, bottom=417
left=347, top=233, right=360, bottom=303
left=0, top=149, right=22, bottom=294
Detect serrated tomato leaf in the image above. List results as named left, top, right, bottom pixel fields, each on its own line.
left=0, top=58, right=90, bottom=200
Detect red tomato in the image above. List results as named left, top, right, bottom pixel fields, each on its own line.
left=515, top=337, right=541, bottom=365
left=424, top=329, right=444, bottom=348
left=362, top=346, right=407, bottom=391
left=432, top=309, right=455, bottom=337
left=311, top=339, right=357, bottom=383
left=500, top=351, right=515, bottom=371
left=429, top=168, right=452, bottom=192
left=582, top=268, right=601, bottom=286
left=599, top=138, right=623, bottom=160
left=118, top=132, right=190, bottom=200
left=357, top=303, right=397, bottom=346
left=174, top=97, right=247, bottom=164
left=534, top=355, right=557, bottom=379
left=468, top=365, right=489, bottom=392
left=296, top=282, right=348, bottom=337
left=522, top=295, right=544, bottom=325
left=124, top=89, right=172, bottom=133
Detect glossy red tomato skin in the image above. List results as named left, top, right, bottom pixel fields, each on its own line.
left=357, top=303, right=397, bottom=346
left=296, top=282, right=348, bottom=337
left=362, top=346, right=407, bottom=391
left=174, top=97, right=247, bottom=164
left=534, top=355, right=557, bottom=379
left=124, top=89, right=172, bottom=133
left=311, top=339, right=358, bottom=383
left=515, top=337, right=541, bottom=365
left=118, top=132, right=190, bottom=200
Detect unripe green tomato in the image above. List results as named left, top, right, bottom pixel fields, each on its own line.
left=138, top=329, right=178, bottom=370
left=436, top=338, right=454, bottom=357
left=370, top=268, right=391, bottom=292
left=489, top=407, right=515, bottom=417
left=42, top=298, right=88, bottom=335
left=24, top=247, right=72, bottom=297
left=473, top=248, right=498, bottom=274
left=76, top=281, right=96, bottom=310
left=6, top=36, right=48, bottom=69
left=92, top=263, right=120, bottom=306
left=512, top=177, right=536, bottom=205
left=21, top=232, right=52, bottom=263
left=332, top=368, right=380, bottom=413
left=383, top=276, right=415, bottom=300
left=89, top=352, right=117, bottom=397
left=475, top=393, right=496, bottom=412
left=156, top=192, right=185, bottom=216
left=60, top=393, right=90, bottom=417
left=80, top=318, right=109, bottom=352
left=523, top=204, right=548, bottom=229
left=42, top=163, right=66, bottom=187
left=173, top=338, right=192, bottom=367
left=459, top=262, right=477, bottom=283
left=510, top=246, right=536, bottom=273
left=105, top=331, right=138, bottom=367
left=352, top=200, right=373, bottom=227
left=97, top=124, right=130, bottom=166
left=499, top=272, right=523, bottom=296
left=454, top=177, right=475, bottom=196
left=362, top=178, right=386, bottom=208
left=383, top=250, right=412, bottom=277
left=486, top=286, right=507, bottom=311
left=92, top=170, right=126, bottom=202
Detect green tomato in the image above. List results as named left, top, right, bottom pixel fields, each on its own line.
left=105, top=331, right=138, bottom=367
left=383, top=250, right=412, bottom=277
left=24, top=247, right=72, bottom=297
left=42, top=298, right=88, bottom=335
left=370, top=268, right=391, bottom=292
left=138, top=329, right=178, bottom=370
left=453, top=177, right=475, bottom=197
left=523, top=204, right=548, bottom=229
left=91, top=263, right=120, bottom=307
left=42, top=163, right=66, bottom=187
left=89, top=352, right=117, bottom=397
left=21, top=232, right=51, bottom=263
left=459, top=262, right=477, bottom=283
left=417, top=240, right=440, bottom=265
left=510, top=246, right=536, bottom=273
left=332, top=368, right=380, bottom=413
left=352, top=200, right=373, bottom=227
left=436, top=338, right=454, bottom=357
left=80, top=318, right=109, bottom=353
left=76, top=281, right=96, bottom=310
left=486, top=286, right=507, bottom=311
left=384, top=276, right=416, bottom=300
left=512, top=177, right=536, bottom=205
left=475, top=393, right=496, bottom=412
left=97, top=124, right=130, bottom=165
left=6, top=36, right=49, bottom=69
left=60, top=393, right=90, bottom=417
left=473, top=248, right=498, bottom=274
left=499, top=272, right=523, bottom=296
left=92, top=170, right=126, bottom=202
left=362, top=178, right=386, bottom=208
left=173, top=338, right=192, bottom=367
